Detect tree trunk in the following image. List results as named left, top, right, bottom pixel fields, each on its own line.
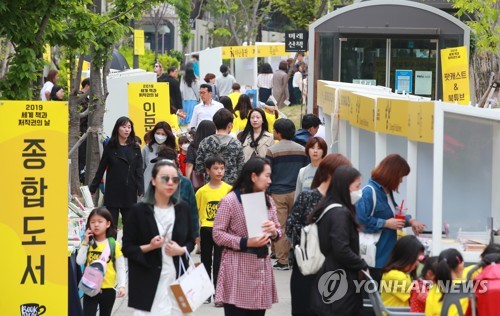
left=472, top=51, right=500, bottom=105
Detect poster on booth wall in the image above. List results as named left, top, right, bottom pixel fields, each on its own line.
left=440, top=46, right=470, bottom=105
left=128, top=82, right=178, bottom=139
left=0, top=101, right=68, bottom=315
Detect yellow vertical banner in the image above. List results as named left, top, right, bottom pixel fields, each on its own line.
left=316, top=80, right=328, bottom=109
left=134, top=30, right=145, bottom=56
left=338, top=89, right=353, bottom=121
left=0, top=101, right=68, bottom=315
left=128, top=83, right=174, bottom=136
left=440, top=46, right=470, bottom=105
left=376, top=98, right=408, bottom=137
left=408, top=101, right=434, bottom=143
left=322, top=86, right=336, bottom=115
left=353, top=94, right=375, bottom=132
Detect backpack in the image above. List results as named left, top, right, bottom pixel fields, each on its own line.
left=294, top=203, right=342, bottom=275
left=78, top=238, right=115, bottom=297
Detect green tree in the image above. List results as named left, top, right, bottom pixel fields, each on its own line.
left=449, top=0, right=500, bottom=106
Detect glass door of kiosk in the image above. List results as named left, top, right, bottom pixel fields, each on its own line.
left=339, top=38, right=438, bottom=99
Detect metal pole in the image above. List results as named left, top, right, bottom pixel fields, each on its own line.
left=131, top=20, right=139, bottom=69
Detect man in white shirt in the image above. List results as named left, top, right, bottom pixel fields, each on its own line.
left=189, top=84, right=224, bottom=130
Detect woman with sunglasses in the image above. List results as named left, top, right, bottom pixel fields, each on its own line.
left=122, top=160, right=194, bottom=315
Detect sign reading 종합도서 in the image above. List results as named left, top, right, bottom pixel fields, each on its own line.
left=0, top=101, right=68, bottom=315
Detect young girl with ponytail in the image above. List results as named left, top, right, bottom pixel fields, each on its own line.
left=425, top=248, right=468, bottom=316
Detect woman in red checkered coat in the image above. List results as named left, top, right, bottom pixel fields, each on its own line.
left=213, top=157, right=282, bottom=315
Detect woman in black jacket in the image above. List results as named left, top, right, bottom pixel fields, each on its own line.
left=89, top=116, right=144, bottom=230
left=308, top=165, right=368, bottom=316
left=122, top=160, right=194, bottom=314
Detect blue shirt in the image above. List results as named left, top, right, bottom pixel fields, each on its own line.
left=355, top=179, right=411, bottom=268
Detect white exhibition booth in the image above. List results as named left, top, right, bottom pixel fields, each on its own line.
left=318, top=80, right=498, bottom=262
left=194, top=43, right=294, bottom=89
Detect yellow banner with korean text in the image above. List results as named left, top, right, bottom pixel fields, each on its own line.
left=440, top=46, right=470, bottom=105
left=338, top=89, right=354, bottom=121
left=408, top=101, right=434, bottom=143
left=375, top=98, right=408, bottom=137
left=0, top=101, right=68, bottom=315
left=350, top=94, right=375, bottom=132
left=222, top=46, right=256, bottom=59
left=257, top=45, right=287, bottom=57
left=134, top=30, right=145, bottom=55
left=128, top=82, right=180, bottom=135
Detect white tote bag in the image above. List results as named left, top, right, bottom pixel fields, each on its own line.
left=170, top=253, right=214, bottom=313
left=359, top=185, right=382, bottom=267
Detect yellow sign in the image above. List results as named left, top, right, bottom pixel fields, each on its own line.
left=350, top=94, right=375, bottom=131
left=43, top=44, right=51, bottom=63
left=128, top=83, right=179, bottom=135
left=338, top=89, right=354, bottom=121
left=0, top=101, right=68, bottom=315
left=134, top=30, right=145, bottom=56
left=376, top=98, right=408, bottom=137
left=408, top=101, right=434, bottom=143
left=222, top=46, right=256, bottom=59
left=440, top=46, right=470, bottom=105
left=322, top=86, right=336, bottom=115
left=257, top=45, right=287, bottom=57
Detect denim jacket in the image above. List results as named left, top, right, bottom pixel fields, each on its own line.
left=355, top=179, right=411, bottom=268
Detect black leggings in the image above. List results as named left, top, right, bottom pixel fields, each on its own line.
left=106, top=207, right=129, bottom=237
left=200, top=226, right=222, bottom=290
left=83, top=288, right=116, bottom=316
left=224, top=304, right=266, bottom=316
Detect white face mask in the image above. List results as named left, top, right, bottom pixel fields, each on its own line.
left=350, top=190, right=362, bottom=205
left=154, top=134, right=167, bottom=144
left=181, top=144, right=189, bottom=151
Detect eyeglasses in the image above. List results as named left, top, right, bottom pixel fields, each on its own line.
left=155, top=65, right=162, bottom=68
left=160, top=175, right=180, bottom=184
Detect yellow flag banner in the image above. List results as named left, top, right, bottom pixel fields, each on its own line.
left=408, top=101, right=434, bottom=143
left=440, top=46, right=470, bottom=105
left=128, top=83, right=177, bottom=135
left=376, top=98, right=408, bottom=137
left=134, top=30, right=145, bottom=56
left=0, top=101, right=68, bottom=315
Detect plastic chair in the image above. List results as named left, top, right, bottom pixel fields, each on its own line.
left=440, top=264, right=482, bottom=316
left=361, top=270, right=425, bottom=316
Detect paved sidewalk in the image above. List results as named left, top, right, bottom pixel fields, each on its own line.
left=111, top=252, right=292, bottom=315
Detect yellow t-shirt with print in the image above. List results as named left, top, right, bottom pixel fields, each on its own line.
left=380, top=270, right=412, bottom=307
left=232, top=110, right=248, bottom=134
left=85, top=239, right=123, bottom=289
left=424, top=282, right=469, bottom=316
left=196, top=182, right=232, bottom=227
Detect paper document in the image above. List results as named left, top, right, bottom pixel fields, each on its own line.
left=241, top=192, right=269, bottom=238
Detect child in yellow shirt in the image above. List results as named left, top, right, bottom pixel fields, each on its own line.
left=195, top=155, right=232, bottom=305
left=425, top=249, right=468, bottom=316
left=380, top=235, right=425, bottom=307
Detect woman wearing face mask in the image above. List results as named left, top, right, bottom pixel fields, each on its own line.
left=308, top=165, right=368, bottom=316
left=142, top=121, right=176, bottom=189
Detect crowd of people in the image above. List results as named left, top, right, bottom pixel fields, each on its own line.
left=69, top=58, right=493, bottom=316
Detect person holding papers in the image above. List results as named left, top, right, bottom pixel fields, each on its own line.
left=213, top=157, right=282, bottom=315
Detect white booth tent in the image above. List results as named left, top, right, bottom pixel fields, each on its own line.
left=192, top=43, right=294, bottom=91
left=319, top=80, right=496, bottom=262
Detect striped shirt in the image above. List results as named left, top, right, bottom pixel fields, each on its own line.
left=266, top=140, right=308, bottom=194
left=257, top=74, right=273, bottom=89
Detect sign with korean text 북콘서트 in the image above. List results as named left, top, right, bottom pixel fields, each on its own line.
left=222, top=46, right=256, bottom=59
left=408, top=101, right=434, bottom=143
left=128, top=82, right=172, bottom=137
left=0, top=101, right=68, bottom=315
left=285, top=31, right=308, bottom=52
left=375, top=98, right=408, bottom=137
left=440, top=46, right=470, bottom=105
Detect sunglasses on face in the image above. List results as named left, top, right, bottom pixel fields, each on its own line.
left=160, top=175, right=180, bottom=184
